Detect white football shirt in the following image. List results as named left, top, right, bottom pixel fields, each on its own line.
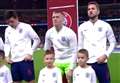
left=0, top=65, right=13, bottom=83
left=38, top=67, right=62, bottom=83
left=73, top=66, right=96, bottom=83
left=44, top=25, right=77, bottom=69
left=78, top=20, right=116, bottom=63
left=4, top=22, right=40, bottom=62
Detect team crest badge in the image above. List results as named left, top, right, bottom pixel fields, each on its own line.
left=98, top=27, right=102, bottom=32
left=0, top=72, right=4, bottom=77
left=61, top=37, right=66, bottom=41
left=53, top=72, right=56, bottom=77
left=86, top=73, right=90, bottom=78
left=76, top=73, right=79, bottom=76
left=19, top=29, right=23, bottom=33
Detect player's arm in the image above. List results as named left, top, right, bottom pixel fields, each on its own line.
left=28, top=25, right=40, bottom=52
left=6, top=68, right=13, bottom=83
left=91, top=69, right=97, bottom=83
left=57, top=70, right=62, bottom=83
left=44, top=30, right=52, bottom=51
left=38, top=71, right=43, bottom=83
left=105, top=24, right=116, bottom=57
left=69, top=30, right=77, bottom=70
left=78, top=25, right=84, bottom=51
left=72, top=70, right=76, bottom=83
left=4, top=29, right=12, bottom=63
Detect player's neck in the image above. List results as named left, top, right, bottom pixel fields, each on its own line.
left=79, top=64, right=89, bottom=68
left=89, top=16, right=98, bottom=24
left=47, top=65, right=55, bottom=69
left=13, top=21, right=20, bottom=29
left=55, top=25, right=63, bottom=32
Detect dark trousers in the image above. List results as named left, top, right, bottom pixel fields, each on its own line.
left=88, top=62, right=110, bottom=83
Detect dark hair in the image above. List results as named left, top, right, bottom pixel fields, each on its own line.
left=78, top=49, right=89, bottom=57
left=44, top=50, right=55, bottom=56
left=0, top=50, right=5, bottom=59
left=4, top=10, right=18, bottom=20
left=88, top=1, right=100, bottom=11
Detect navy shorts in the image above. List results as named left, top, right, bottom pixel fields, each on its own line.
left=11, top=60, right=35, bottom=82
left=88, top=62, right=110, bottom=83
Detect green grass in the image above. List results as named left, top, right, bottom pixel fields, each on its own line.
left=108, top=53, right=120, bottom=83
left=11, top=49, right=120, bottom=83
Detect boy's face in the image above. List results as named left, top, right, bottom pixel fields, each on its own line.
left=77, top=53, right=88, bottom=67
left=44, top=54, right=55, bottom=68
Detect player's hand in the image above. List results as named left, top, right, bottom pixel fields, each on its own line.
left=5, top=57, right=13, bottom=64
left=24, top=54, right=32, bottom=61
left=66, top=69, right=73, bottom=82
left=97, top=55, right=108, bottom=63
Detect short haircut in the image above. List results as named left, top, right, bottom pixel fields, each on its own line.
left=44, top=50, right=55, bottom=57
left=52, top=10, right=65, bottom=16
left=0, top=50, right=5, bottom=59
left=4, top=10, right=18, bottom=20
left=78, top=49, right=89, bottom=57
left=88, top=1, right=100, bottom=11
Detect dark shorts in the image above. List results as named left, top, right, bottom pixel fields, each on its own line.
left=88, top=62, right=110, bottom=83
left=11, top=60, right=35, bottom=82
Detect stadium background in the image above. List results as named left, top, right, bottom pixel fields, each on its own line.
left=0, top=0, right=120, bottom=83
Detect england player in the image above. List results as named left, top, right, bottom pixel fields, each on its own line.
left=44, top=11, right=77, bottom=83
left=4, top=10, right=40, bottom=83
left=38, top=50, right=62, bottom=83
left=0, top=50, right=13, bottom=83
left=78, top=1, right=116, bottom=83
left=73, top=49, right=96, bottom=83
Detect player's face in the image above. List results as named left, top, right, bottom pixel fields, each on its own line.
left=44, top=54, right=55, bottom=68
left=77, top=53, right=88, bottom=67
left=6, top=17, right=19, bottom=28
left=52, top=12, right=64, bottom=27
left=88, top=4, right=99, bottom=19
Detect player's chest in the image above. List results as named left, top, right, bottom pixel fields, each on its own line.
left=82, top=26, right=107, bottom=39
left=42, top=72, right=58, bottom=82
left=74, top=70, right=92, bottom=79
left=8, top=28, right=27, bottom=41
left=50, top=32, right=69, bottom=44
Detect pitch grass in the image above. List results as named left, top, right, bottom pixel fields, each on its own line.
left=14, top=49, right=120, bottom=83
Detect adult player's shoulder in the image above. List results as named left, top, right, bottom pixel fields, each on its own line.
left=98, top=20, right=111, bottom=26
left=63, top=26, right=75, bottom=34
left=78, top=21, right=90, bottom=30
left=19, top=22, right=31, bottom=28
left=5, top=25, right=12, bottom=33
left=46, top=26, right=55, bottom=36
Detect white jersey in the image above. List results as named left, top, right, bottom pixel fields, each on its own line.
left=4, top=22, right=40, bottom=62
left=44, top=25, right=77, bottom=69
left=0, top=37, right=4, bottom=50
left=78, top=20, right=116, bottom=63
left=73, top=66, right=96, bottom=83
left=38, top=67, right=62, bottom=83
left=0, top=65, right=13, bottom=83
